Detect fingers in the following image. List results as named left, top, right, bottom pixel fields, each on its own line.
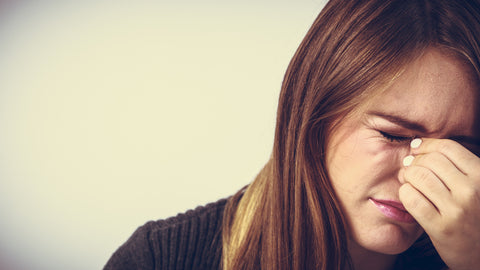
left=405, top=138, right=480, bottom=199
left=406, top=151, right=465, bottom=194
left=400, top=138, right=480, bottom=270
left=403, top=163, right=451, bottom=212
left=399, top=183, right=439, bottom=231
left=410, top=138, right=480, bottom=177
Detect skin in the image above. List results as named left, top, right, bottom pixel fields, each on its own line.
left=326, top=48, right=480, bottom=270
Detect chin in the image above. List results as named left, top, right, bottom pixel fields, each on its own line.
left=368, top=241, right=413, bottom=255
left=358, top=223, right=423, bottom=255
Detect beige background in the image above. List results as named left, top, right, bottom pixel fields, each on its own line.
left=0, top=1, right=327, bottom=269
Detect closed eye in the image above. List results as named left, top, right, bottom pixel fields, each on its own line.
left=378, top=131, right=413, bottom=143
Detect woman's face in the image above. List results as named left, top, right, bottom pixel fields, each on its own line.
left=326, top=48, right=479, bottom=256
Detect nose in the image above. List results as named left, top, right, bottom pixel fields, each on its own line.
left=396, top=147, right=411, bottom=185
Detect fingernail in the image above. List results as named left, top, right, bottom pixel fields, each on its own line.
left=410, top=138, right=422, bottom=148
left=403, top=155, right=414, bottom=166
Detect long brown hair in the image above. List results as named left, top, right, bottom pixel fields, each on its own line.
left=222, top=0, right=480, bottom=269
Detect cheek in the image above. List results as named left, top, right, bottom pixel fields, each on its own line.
left=328, top=138, right=408, bottom=189
left=362, top=142, right=410, bottom=180
left=335, top=136, right=402, bottom=167
left=368, top=143, right=408, bottom=163
left=326, top=124, right=410, bottom=188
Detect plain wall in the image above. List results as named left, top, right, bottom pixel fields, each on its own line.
left=0, top=1, right=327, bottom=269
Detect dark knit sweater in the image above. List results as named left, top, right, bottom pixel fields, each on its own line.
left=103, top=198, right=226, bottom=270
left=104, top=197, right=447, bottom=270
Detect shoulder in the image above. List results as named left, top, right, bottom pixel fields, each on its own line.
left=153, top=197, right=228, bottom=232
left=104, top=198, right=228, bottom=270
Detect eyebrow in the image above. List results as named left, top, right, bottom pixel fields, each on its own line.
left=367, top=111, right=480, bottom=146
left=367, top=111, right=428, bottom=133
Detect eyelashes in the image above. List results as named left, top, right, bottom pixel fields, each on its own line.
left=378, top=131, right=414, bottom=143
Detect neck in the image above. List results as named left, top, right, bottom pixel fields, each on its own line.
left=347, top=240, right=397, bottom=270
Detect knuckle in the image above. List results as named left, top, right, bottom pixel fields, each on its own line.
left=422, top=152, right=442, bottom=164
left=460, top=185, right=480, bottom=204
left=412, top=152, right=440, bottom=166
left=405, top=166, right=431, bottom=186
left=435, top=139, right=462, bottom=155
left=438, top=220, right=456, bottom=236
left=436, top=139, right=454, bottom=152
left=450, top=205, right=467, bottom=222
left=439, top=206, right=465, bottom=236
left=415, top=168, right=432, bottom=185
left=411, top=154, right=426, bottom=165
left=399, top=184, right=427, bottom=213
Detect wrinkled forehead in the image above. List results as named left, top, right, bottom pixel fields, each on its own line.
left=363, top=48, right=480, bottom=137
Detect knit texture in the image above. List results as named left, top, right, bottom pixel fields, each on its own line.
left=104, top=198, right=227, bottom=270
left=104, top=197, right=448, bottom=270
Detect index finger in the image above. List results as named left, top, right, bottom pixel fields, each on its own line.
left=410, top=138, right=480, bottom=176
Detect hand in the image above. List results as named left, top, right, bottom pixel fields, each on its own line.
left=399, top=138, right=480, bottom=270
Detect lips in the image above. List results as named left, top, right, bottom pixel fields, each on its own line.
left=375, top=199, right=408, bottom=211
left=369, top=198, right=416, bottom=224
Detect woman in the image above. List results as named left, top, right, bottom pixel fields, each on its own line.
left=105, top=0, right=480, bottom=269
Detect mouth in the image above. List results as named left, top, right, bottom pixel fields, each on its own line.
left=369, top=198, right=416, bottom=224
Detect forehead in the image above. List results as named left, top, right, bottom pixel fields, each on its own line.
left=365, top=49, right=479, bottom=137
